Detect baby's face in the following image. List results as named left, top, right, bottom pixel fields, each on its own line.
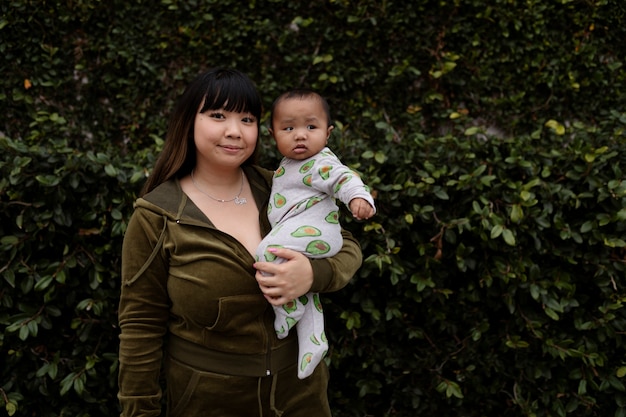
left=270, top=97, right=333, bottom=160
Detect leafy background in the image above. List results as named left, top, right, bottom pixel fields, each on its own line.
left=1, top=0, right=625, bottom=416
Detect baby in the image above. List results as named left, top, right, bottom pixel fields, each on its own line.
left=256, top=89, right=376, bottom=378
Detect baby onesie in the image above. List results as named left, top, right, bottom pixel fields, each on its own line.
left=256, top=147, right=375, bottom=379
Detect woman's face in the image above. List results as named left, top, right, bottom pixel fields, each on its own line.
left=193, top=106, right=258, bottom=170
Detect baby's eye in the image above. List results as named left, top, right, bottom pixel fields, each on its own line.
left=307, top=125, right=317, bottom=130
left=284, top=127, right=294, bottom=131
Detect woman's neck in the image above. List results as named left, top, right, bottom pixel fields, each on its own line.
left=192, top=165, right=243, bottom=187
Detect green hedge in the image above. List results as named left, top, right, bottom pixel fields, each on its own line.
left=325, top=113, right=626, bottom=416
left=1, top=1, right=625, bottom=416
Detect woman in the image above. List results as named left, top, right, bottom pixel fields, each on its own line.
left=118, top=68, right=362, bottom=417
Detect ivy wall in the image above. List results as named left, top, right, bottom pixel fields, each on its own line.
left=1, top=1, right=625, bottom=416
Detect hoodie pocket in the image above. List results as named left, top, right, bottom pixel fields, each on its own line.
left=202, top=294, right=269, bottom=353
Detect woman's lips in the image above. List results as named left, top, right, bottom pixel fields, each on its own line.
left=220, top=145, right=242, bottom=153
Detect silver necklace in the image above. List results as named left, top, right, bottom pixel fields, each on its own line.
left=190, top=170, right=247, bottom=205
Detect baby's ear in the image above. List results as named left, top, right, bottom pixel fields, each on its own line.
left=326, top=125, right=334, bottom=139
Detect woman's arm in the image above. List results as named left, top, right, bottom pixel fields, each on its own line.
left=309, top=228, right=362, bottom=292
left=118, top=208, right=170, bottom=416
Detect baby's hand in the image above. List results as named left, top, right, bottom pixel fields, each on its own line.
left=349, top=198, right=375, bottom=220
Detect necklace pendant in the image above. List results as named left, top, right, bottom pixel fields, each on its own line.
left=234, top=196, right=247, bottom=205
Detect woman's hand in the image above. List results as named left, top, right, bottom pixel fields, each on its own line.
left=254, top=248, right=313, bottom=306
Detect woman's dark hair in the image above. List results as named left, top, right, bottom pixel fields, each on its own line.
left=141, top=68, right=262, bottom=196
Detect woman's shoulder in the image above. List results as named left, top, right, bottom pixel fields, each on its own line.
left=137, top=178, right=183, bottom=214
left=244, top=164, right=274, bottom=186
left=246, top=163, right=273, bottom=176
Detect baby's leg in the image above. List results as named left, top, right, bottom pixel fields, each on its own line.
left=274, top=293, right=307, bottom=338
left=295, top=293, right=328, bottom=379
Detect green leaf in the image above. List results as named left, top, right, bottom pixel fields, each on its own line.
left=609, top=376, right=626, bottom=392
left=130, top=170, right=145, bottom=183
left=55, top=269, right=67, bottom=284
left=36, top=363, right=50, bottom=378
left=580, top=221, right=594, bottom=233
left=505, top=337, right=529, bottom=349
left=530, top=284, right=540, bottom=300
left=464, top=126, right=480, bottom=136
left=545, top=119, right=565, bottom=135
left=48, top=362, right=58, bottom=379
left=502, top=229, right=516, bottom=246
left=27, top=320, right=38, bottom=337
left=520, top=190, right=532, bottom=201
left=490, top=224, right=503, bottom=239
left=437, top=379, right=464, bottom=399
left=19, top=324, right=29, bottom=341
left=544, top=307, right=560, bottom=321
left=34, top=275, right=54, bottom=291
left=1, top=235, right=19, bottom=245
left=111, top=208, right=123, bottom=220
left=604, top=238, right=626, bottom=248
left=35, top=174, right=61, bottom=186
left=3, top=269, right=16, bottom=287
left=480, top=175, right=496, bottom=186
left=510, top=204, right=523, bottom=223
left=340, top=311, right=361, bottom=330
left=104, top=164, right=118, bottom=177
left=535, top=216, right=551, bottom=228
left=434, top=188, right=449, bottom=200
left=6, top=402, right=17, bottom=417
left=60, top=372, right=76, bottom=396
left=74, top=373, right=85, bottom=395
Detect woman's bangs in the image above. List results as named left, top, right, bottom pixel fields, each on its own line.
left=200, top=77, right=261, bottom=118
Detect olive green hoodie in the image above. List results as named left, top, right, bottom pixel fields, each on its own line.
left=118, top=165, right=362, bottom=416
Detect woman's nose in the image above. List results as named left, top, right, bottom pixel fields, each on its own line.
left=225, top=120, right=242, bottom=138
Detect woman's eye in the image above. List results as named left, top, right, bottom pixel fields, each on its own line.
left=242, top=116, right=256, bottom=123
left=209, top=112, right=225, bottom=119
